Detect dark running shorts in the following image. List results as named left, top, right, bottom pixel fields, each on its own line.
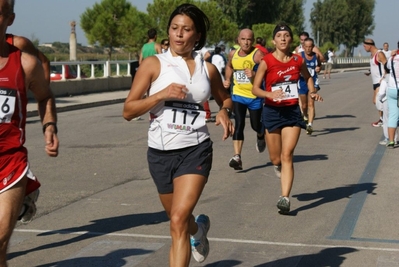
left=262, top=104, right=306, bottom=133
left=373, top=83, right=380, bottom=90
left=147, top=138, right=213, bottom=194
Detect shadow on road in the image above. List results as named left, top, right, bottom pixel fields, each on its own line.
left=315, top=114, right=356, bottom=120
left=290, top=182, right=377, bottom=215
left=9, top=211, right=168, bottom=260
left=204, top=260, right=242, bottom=267
left=237, top=154, right=328, bottom=173
left=254, top=247, right=358, bottom=267
left=313, top=127, right=360, bottom=136
left=36, top=248, right=152, bottom=267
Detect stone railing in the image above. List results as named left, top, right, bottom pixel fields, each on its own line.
left=47, top=60, right=139, bottom=98
left=333, top=57, right=369, bottom=64
left=50, top=57, right=368, bottom=80
left=50, top=60, right=138, bottom=79
left=46, top=58, right=368, bottom=98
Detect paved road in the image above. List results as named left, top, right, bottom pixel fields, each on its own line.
left=9, top=70, right=399, bottom=267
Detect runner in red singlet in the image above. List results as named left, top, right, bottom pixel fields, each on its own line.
left=252, top=22, right=322, bottom=215
left=0, top=0, right=58, bottom=265
left=5, top=33, right=52, bottom=224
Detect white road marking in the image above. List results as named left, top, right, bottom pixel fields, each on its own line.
left=15, top=228, right=399, bottom=252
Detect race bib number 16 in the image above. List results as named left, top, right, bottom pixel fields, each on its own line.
left=0, top=88, right=16, bottom=124
left=161, top=101, right=206, bottom=134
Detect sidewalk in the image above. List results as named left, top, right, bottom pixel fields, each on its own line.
left=27, top=89, right=130, bottom=118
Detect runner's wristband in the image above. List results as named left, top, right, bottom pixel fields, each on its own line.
left=220, top=107, right=232, bottom=117
left=42, top=122, right=58, bottom=134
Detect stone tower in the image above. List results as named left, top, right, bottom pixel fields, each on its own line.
left=69, top=21, right=77, bottom=61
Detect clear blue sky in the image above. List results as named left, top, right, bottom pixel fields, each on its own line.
left=9, top=0, right=398, bottom=55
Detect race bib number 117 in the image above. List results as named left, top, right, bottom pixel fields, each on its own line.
left=161, top=101, right=206, bottom=134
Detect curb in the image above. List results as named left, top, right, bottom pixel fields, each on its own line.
left=27, top=98, right=126, bottom=118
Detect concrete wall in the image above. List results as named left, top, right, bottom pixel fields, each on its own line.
left=28, top=75, right=132, bottom=99
left=50, top=76, right=132, bottom=97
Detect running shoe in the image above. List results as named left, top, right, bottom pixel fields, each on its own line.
left=371, top=119, right=383, bottom=127
left=277, top=196, right=290, bottom=215
left=386, top=141, right=395, bottom=149
left=306, top=124, right=313, bottom=135
left=274, top=165, right=281, bottom=178
left=190, top=214, right=210, bottom=263
left=256, top=135, right=266, bottom=153
left=303, top=115, right=308, bottom=125
left=229, top=154, right=242, bottom=170
left=18, top=189, right=40, bottom=224
left=379, top=139, right=388, bottom=146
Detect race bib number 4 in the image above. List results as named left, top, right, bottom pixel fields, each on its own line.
left=271, top=81, right=298, bottom=101
left=161, top=101, right=206, bottom=134
left=0, top=88, right=16, bottom=123
left=234, top=70, right=250, bottom=84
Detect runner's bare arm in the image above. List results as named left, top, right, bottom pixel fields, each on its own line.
left=22, top=52, right=58, bottom=157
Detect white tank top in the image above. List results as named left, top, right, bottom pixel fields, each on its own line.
left=148, top=50, right=211, bottom=150
left=370, top=50, right=384, bottom=84
left=388, top=54, right=399, bottom=88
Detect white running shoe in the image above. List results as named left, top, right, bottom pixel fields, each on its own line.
left=18, top=189, right=40, bottom=224
left=190, top=214, right=210, bottom=263
left=274, top=165, right=281, bottom=178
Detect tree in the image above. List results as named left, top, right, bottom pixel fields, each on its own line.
left=276, top=0, right=305, bottom=33
left=341, top=0, right=375, bottom=56
left=196, top=1, right=238, bottom=46
left=209, top=0, right=252, bottom=29
left=310, top=0, right=375, bottom=56
left=80, top=0, right=135, bottom=60
left=211, top=0, right=305, bottom=32
left=118, top=7, right=153, bottom=54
